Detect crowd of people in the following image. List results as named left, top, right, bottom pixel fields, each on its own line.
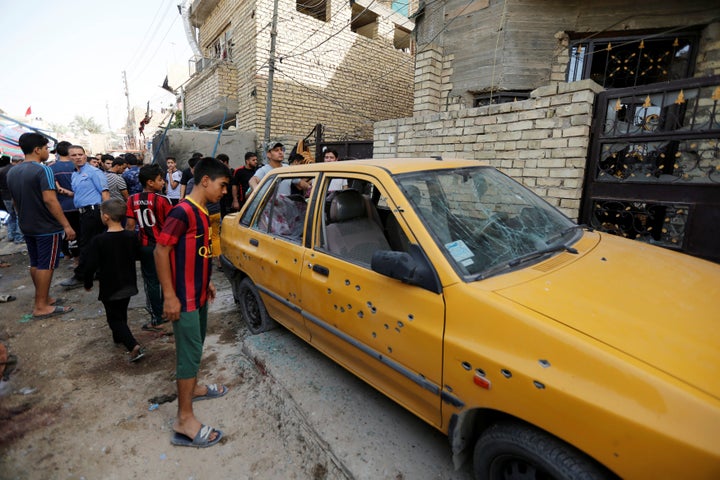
left=0, top=132, right=273, bottom=448
left=1, top=133, right=341, bottom=448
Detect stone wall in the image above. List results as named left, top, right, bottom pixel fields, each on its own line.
left=153, top=129, right=256, bottom=170
left=374, top=79, right=604, bottom=220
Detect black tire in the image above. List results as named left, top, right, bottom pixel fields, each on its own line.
left=473, top=422, right=611, bottom=480
left=238, top=277, right=277, bottom=334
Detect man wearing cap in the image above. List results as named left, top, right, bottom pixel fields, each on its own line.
left=60, top=145, right=109, bottom=289
left=248, top=142, right=284, bottom=191
left=50, top=141, right=80, bottom=262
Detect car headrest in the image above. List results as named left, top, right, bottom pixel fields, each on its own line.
left=329, top=189, right=366, bottom=222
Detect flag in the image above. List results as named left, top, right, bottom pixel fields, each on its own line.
left=25, top=106, right=32, bottom=116
left=161, top=76, right=174, bottom=93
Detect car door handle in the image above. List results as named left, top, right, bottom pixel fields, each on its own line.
left=249, top=238, right=259, bottom=246
left=311, top=264, right=329, bottom=276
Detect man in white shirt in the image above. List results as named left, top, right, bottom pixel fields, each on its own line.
left=249, top=142, right=285, bottom=191
left=165, top=157, right=182, bottom=205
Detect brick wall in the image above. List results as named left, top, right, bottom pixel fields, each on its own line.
left=185, top=61, right=239, bottom=121
left=190, top=0, right=414, bottom=145
left=374, top=79, right=604, bottom=220
left=251, top=0, right=415, bottom=142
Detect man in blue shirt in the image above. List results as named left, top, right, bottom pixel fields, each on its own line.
left=122, top=153, right=142, bottom=195
left=60, top=145, right=110, bottom=289
left=50, top=141, right=80, bottom=262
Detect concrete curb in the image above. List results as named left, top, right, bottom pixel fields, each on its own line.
left=240, top=328, right=473, bottom=480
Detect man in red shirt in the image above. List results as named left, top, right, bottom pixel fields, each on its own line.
left=125, top=164, right=172, bottom=332
left=155, top=157, right=231, bottom=448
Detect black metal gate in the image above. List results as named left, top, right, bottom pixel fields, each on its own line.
left=581, top=75, right=720, bottom=263
left=317, top=140, right=373, bottom=161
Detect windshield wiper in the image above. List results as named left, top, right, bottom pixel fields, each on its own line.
left=546, top=224, right=584, bottom=244
left=471, top=243, right=578, bottom=281
left=507, top=243, right=578, bottom=267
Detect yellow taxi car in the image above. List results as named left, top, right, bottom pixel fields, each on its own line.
left=220, top=158, right=720, bottom=479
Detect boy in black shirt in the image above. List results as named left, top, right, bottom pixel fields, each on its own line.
left=85, top=198, right=144, bottom=362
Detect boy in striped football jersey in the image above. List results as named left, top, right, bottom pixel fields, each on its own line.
left=125, top=164, right=172, bottom=332
left=155, top=157, right=231, bottom=448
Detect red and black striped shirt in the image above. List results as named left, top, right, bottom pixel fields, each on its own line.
left=156, top=198, right=212, bottom=312
left=126, top=192, right=173, bottom=247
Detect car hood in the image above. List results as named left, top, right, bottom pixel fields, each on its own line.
left=495, top=233, right=720, bottom=400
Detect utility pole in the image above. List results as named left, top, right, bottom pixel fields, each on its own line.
left=122, top=70, right=134, bottom=148
left=105, top=101, right=111, bottom=131
left=263, top=0, right=280, bottom=152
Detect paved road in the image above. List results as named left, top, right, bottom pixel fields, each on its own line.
left=238, top=316, right=474, bottom=479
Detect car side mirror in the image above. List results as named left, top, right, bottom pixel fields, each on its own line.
left=371, top=244, right=441, bottom=294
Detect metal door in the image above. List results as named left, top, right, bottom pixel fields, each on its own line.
left=581, top=76, right=720, bottom=263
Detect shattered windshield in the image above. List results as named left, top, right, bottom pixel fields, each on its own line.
left=396, top=167, right=580, bottom=280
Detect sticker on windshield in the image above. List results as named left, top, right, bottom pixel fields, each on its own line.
left=446, top=240, right=474, bottom=266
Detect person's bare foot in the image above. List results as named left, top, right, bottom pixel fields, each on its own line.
left=32, top=305, right=73, bottom=318
left=173, top=418, right=220, bottom=443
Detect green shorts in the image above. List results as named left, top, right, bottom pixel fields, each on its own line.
left=173, top=305, right=208, bottom=379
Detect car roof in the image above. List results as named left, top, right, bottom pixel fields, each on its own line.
left=272, top=157, right=486, bottom=176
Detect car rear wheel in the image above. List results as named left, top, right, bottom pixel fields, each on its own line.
left=473, top=422, right=611, bottom=480
left=238, top=277, right=277, bottom=334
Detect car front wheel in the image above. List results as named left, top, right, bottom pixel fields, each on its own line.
left=473, top=422, right=611, bottom=480
left=238, top=277, right=277, bottom=334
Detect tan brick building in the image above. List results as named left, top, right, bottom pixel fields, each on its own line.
left=375, top=0, right=720, bottom=261
left=183, top=0, right=416, bottom=145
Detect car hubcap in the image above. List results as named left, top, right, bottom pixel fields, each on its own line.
left=490, top=455, right=550, bottom=480
left=243, top=290, right=260, bottom=329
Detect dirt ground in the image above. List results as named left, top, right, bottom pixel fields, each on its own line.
left=0, top=242, right=346, bottom=480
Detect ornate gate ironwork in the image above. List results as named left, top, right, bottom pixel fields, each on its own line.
left=581, top=75, right=720, bottom=262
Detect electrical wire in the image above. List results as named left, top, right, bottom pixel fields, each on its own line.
left=254, top=0, right=381, bottom=74
left=124, top=0, right=174, bottom=69
left=273, top=65, right=387, bottom=124
left=128, top=14, right=180, bottom=84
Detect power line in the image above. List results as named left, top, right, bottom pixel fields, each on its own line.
left=124, top=0, right=174, bottom=69
left=128, top=14, right=180, bottom=84
left=254, top=0, right=379, bottom=75
left=273, top=66, right=380, bottom=124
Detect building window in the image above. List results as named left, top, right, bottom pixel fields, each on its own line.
left=297, top=0, right=328, bottom=22
left=567, top=31, right=698, bottom=89
left=393, top=25, right=412, bottom=52
left=210, top=27, right=233, bottom=61
left=351, top=3, right=378, bottom=39
left=473, top=91, right=530, bottom=108
left=391, top=0, right=409, bottom=17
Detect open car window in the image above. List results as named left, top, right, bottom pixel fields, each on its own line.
left=396, top=167, right=579, bottom=279
left=315, top=175, right=412, bottom=266
left=250, top=175, right=311, bottom=244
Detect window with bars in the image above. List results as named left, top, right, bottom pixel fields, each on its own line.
left=473, top=91, right=530, bottom=108
left=567, top=31, right=698, bottom=89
